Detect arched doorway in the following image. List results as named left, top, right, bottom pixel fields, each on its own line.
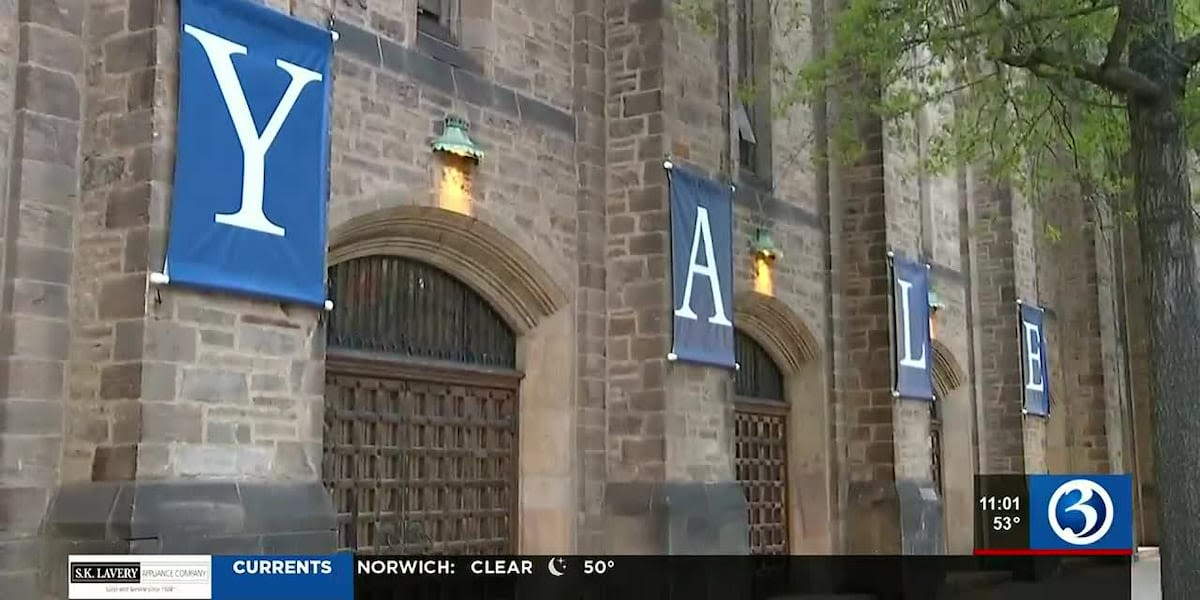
left=931, top=340, right=971, bottom=553
left=322, top=255, right=520, bottom=555
left=734, top=330, right=789, bottom=555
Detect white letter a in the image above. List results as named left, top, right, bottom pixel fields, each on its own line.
left=674, top=207, right=732, bottom=326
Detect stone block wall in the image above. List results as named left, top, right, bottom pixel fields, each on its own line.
left=663, top=5, right=736, bottom=485
left=604, top=0, right=670, bottom=489
left=572, top=0, right=609, bottom=556
left=0, top=0, right=1148, bottom=583
left=0, top=0, right=86, bottom=594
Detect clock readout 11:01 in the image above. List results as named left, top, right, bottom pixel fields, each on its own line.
left=978, top=495, right=1021, bottom=512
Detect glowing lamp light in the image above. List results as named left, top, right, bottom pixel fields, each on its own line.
left=928, top=288, right=944, bottom=340
left=750, top=229, right=779, bottom=297
left=753, top=255, right=774, bottom=296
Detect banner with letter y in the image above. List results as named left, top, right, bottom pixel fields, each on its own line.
left=165, top=0, right=334, bottom=307
left=668, top=165, right=736, bottom=369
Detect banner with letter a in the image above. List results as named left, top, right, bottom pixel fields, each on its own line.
left=1019, top=302, right=1051, bottom=416
left=165, top=0, right=333, bottom=307
left=668, top=165, right=735, bottom=369
left=890, top=252, right=934, bottom=401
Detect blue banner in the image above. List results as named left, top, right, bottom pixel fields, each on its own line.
left=1019, top=303, right=1051, bottom=416
left=1028, top=474, right=1132, bottom=552
left=891, top=253, right=934, bottom=400
left=669, top=166, right=735, bottom=369
left=166, top=0, right=333, bottom=307
left=212, top=554, right=353, bottom=600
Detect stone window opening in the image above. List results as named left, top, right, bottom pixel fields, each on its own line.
left=735, top=0, right=772, bottom=183
left=418, top=0, right=460, bottom=44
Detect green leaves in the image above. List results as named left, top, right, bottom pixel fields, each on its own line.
left=676, top=0, right=1198, bottom=205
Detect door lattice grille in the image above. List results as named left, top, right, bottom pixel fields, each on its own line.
left=734, top=331, right=784, bottom=401
left=733, top=330, right=789, bottom=555
left=734, top=407, right=788, bottom=555
left=326, top=255, right=516, bottom=369
left=324, top=367, right=518, bottom=554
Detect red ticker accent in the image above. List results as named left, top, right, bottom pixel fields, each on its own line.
left=973, top=548, right=1133, bottom=556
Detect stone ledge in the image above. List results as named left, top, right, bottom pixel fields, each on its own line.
left=40, top=479, right=336, bottom=597
left=332, top=20, right=576, bottom=138
left=844, top=479, right=945, bottom=556
left=45, top=479, right=335, bottom=543
left=603, top=480, right=749, bottom=555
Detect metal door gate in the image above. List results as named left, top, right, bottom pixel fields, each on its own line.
left=322, top=255, right=520, bottom=555
left=734, top=331, right=790, bottom=555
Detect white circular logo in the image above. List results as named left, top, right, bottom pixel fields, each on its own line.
left=1047, top=479, right=1114, bottom=545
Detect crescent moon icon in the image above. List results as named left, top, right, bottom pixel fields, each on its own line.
left=547, top=557, right=564, bottom=577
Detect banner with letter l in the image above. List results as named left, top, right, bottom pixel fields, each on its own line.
left=166, top=0, right=334, bottom=307
left=891, top=252, right=934, bottom=401
left=1019, top=302, right=1051, bottom=416
left=668, top=165, right=736, bottom=369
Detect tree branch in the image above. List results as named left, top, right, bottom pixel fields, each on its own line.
left=1179, top=34, right=1200, bottom=68
left=997, top=47, right=1162, bottom=98
left=1102, top=2, right=1132, bottom=69
left=897, top=2, right=1117, bottom=52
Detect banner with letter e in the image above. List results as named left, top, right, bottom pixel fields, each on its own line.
left=668, top=164, right=736, bottom=369
left=165, top=0, right=334, bottom=307
left=890, top=252, right=934, bottom=401
left=1018, top=302, right=1051, bottom=416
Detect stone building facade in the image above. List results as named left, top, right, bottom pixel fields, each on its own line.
left=0, top=0, right=1154, bottom=595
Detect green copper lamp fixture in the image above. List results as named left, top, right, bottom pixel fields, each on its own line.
left=928, top=289, right=944, bottom=312
left=751, top=228, right=780, bottom=262
left=431, top=116, right=484, bottom=162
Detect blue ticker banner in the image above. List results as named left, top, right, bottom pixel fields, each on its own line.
left=166, top=0, right=333, bottom=307
left=890, top=252, right=934, bottom=401
left=66, top=553, right=1132, bottom=599
left=974, top=473, right=1134, bottom=556
left=211, top=554, right=352, bottom=600
left=668, top=165, right=736, bottom=369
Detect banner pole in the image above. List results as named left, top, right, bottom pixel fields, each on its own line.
left=886, top=249, right=899, bottom=399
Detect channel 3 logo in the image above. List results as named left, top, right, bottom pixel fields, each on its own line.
left=1029, top=474, right=1133, bottom=552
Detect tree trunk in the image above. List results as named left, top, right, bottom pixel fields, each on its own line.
left=1126, top=0, right=1199, bottom=595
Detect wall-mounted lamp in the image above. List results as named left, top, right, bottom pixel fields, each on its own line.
left=751, top=228, right=780, bottom=263
left=751, top=228, right=778, bottom=296
left=431, top=116, right=484, bottom=162
left=928, top=288, right=944, bottom=340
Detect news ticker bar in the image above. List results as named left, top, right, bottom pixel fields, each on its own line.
left=973, top=473, right=1134, bottom=556
left=68, top=554, right=1135, bottom=600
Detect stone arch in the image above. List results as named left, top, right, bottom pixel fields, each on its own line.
left=733, top=292, right=821, bottom=375
left=733, top=291, right=832, bottom=554
left=931, top=340, right=967, bottom=397
left=328, top=205, right=569, bottom=334
left=324, top=205, right=575, bottom=555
